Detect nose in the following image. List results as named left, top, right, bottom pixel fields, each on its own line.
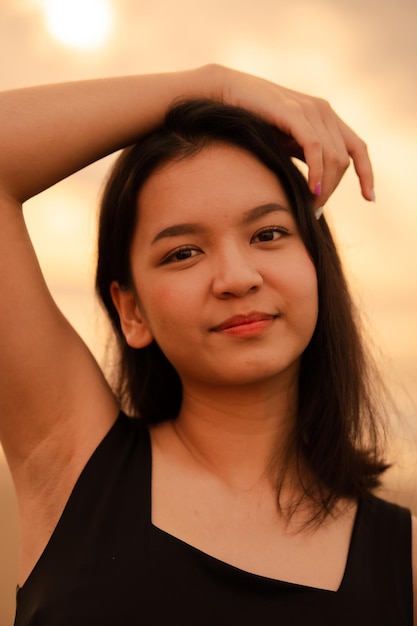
left=211, top=249, right=263, bottom=298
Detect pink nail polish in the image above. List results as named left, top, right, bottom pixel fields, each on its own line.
left=314, top=182, right=322, bottom=196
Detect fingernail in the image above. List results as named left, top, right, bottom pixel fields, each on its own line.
left=314, top=206, right=324, bottom=220
left=370, top=189, right=376, bottom=202
left=314, top=182, right=322, bottom=196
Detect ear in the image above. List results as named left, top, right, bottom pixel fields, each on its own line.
left=110, top=281, right=154, bottom=348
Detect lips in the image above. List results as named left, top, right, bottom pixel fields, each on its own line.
left=210, top=312, right=278, bottom=332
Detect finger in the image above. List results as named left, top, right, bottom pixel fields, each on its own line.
left=227, top=85, right=324, bottom=193
left=273, top=101, right=325, bottom=197
left=283, top=101, right=345, bottom=207
left=277, top=93, right=375, bottom=207
left=334, top=117, right=374, bottom=201
left=232, top=74, right=373, bottom=204
left=313, top=106, right=351, bottom=207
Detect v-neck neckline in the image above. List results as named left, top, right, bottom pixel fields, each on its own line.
left=146, top=424, right=360, bottom=594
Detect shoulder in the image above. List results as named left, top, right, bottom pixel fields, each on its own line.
left=412, top=515, right=417, bottom=625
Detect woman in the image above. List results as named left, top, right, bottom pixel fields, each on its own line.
left=0, top=64, right=414, bottom=624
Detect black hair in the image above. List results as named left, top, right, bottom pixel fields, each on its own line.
left=96, top=99, right=389, bottom=522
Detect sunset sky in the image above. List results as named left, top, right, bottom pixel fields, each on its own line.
left=0, top=0, right=416, bottom=622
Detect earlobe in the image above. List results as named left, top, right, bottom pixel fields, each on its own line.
left=110, top=281, right=154, bottom=348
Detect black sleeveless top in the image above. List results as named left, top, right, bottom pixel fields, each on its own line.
left=15, top=413, right=413, bottom=625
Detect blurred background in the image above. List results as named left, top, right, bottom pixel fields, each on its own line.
left=0, top=0, right=416, bottom=622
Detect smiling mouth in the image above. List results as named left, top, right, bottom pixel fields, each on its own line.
left=210, top=312, right=279, bottom=333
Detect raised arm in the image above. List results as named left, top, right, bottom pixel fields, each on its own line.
left=0, top=69, right=214, bottom=203
left=0, top=64, right=373, bottom=208
left=0, top=63, right=375, bottom=585
left=0, top=69, right=225, bottom=584
left=1, top=68, right=233, bottom=465
left=0, top=65, right=374, bottom=463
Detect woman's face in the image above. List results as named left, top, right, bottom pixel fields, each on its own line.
left=114, top=142, right=318, bottom=392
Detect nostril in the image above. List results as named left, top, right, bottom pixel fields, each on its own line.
left=217, top=282, right=261, bottom=299
left=211, top=259, right=263, bottom=298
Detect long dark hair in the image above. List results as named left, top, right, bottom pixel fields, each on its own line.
left=96, top=99, right=389, bottom=520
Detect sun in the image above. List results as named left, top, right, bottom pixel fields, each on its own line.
left=42, top=0, right=113, bottom=49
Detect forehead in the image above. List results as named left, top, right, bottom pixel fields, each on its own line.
left=136, top=142, right=290, bottom=230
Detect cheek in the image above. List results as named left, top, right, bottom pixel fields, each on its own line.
left=136, top=279, right=193, bottom=338
left=283, top=255, right=318, bottom=324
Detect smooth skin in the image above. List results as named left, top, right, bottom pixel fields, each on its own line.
left=0, top=64, right=414, bottom=615
left=112, top=143, right=319, bottom=387
left=111, top=143, right=347, bottom=589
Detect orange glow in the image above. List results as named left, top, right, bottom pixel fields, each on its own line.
left=41, top=0, right=113, bottom=48
left=0, top=2, right=416, bottom=622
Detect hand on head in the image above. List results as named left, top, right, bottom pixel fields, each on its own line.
left=213, top=64, right=374, bottom=209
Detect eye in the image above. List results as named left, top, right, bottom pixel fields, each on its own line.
left=162, top=246, right=202, bottom=264
left=251, top=225, right=290, bottom=243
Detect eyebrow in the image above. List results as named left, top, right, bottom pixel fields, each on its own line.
left=151, top=202, right=290, bottom=244
left=151, top=222, right=201, bottom=244
left=242, top=202, right=290, bottom=223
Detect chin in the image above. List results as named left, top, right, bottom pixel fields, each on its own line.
left=194, top=360, right=301, bottom=390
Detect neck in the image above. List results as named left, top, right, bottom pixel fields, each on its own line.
left=173, top=378, right=298, bottom=491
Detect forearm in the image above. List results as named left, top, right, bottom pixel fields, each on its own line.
left=0, top=63, right=374, bottom=208
left=0, top=65, right=220, bottom=203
